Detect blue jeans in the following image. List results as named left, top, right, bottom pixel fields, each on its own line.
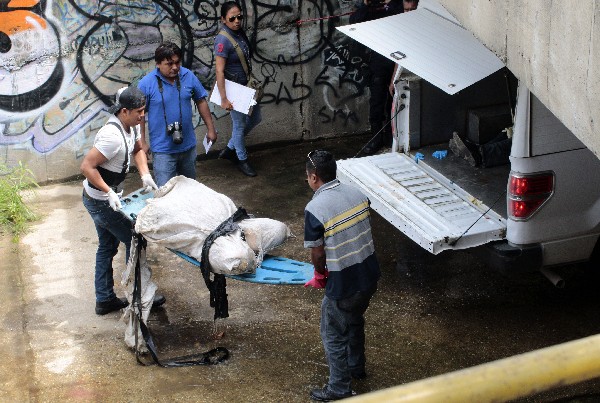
left=82, top=192, right=133, bottom=303
left=228, top=105, right=262, bottom=161
left=320, top=286, right=377, bottom=395
left=152, top=146, right=197, bottom=187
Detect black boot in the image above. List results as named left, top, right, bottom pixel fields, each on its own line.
left=219, top=147, right=239, bottom=164
left=237, top=159, right=257, bottom=177
left=310, top=386, right=354, bottom=401
left=95, top=296, right=129, bottom=315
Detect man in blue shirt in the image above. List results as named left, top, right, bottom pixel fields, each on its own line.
left=304, top=150, right=380, bottom=401
left=138, top=42, right=218, bottom=187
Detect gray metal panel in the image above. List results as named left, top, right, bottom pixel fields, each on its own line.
left=530, top=94, right=585, bottom=155
left=511, top=84, right=531, bottom=158
left=336, top=7, right=505, bottom=95
left=337, top=153, right=506, bottom=254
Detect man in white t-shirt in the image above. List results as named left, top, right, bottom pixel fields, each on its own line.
left=81, top=87, right=165, bottom=315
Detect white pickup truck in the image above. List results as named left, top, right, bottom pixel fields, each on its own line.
left=336, top=1, right=600, bottom=283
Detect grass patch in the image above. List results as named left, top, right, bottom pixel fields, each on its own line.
left=0, top=162, right=39, bottom=241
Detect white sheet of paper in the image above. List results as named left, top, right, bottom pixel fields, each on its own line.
left=203, top=135, right=213, bottom=154
left=209, top=79, right=256, bottom=115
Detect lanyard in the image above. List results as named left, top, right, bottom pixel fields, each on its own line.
left=156, top=75, right=183, bottom=129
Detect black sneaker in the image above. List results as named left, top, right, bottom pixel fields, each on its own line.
left=237, top=160, right=257, bottom=177
left=219, top=147, right=239, bottom=163
left=310, top=386, right=354, bottom=401
left=95, top=296, right=129, bottom=315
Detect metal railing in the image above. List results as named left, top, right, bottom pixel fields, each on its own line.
left=344, top=334, right=600, bottom=402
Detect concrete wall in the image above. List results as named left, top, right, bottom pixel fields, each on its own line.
left=0, top=0, right=370, bottom=183
left=439, top=0, right=600, bottom=159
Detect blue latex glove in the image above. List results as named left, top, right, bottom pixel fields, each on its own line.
left=414, top=152, right=425, bottom=162
left=432, top=150, right=448, bottom=159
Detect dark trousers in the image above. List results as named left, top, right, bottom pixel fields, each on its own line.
left=82, top=192, right=133, bottom=302
left=320, top=285, right=377, bottom=395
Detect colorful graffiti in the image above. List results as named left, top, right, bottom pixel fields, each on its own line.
left=0, top=0, right=368, bottom=159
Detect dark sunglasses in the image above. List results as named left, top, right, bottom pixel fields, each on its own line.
left=228, top=14, right=244, bottom=22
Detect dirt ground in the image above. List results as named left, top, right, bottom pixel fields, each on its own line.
left=2, top=134, right=600, bottom=402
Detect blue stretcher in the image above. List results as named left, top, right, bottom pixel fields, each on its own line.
left=120, top=188, right=313, bottom=285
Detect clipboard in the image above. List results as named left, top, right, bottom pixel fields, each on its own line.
left=209, top=79, right=257, bottom=115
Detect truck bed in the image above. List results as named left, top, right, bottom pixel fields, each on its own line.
left=410, top=144, right=509, bottom=219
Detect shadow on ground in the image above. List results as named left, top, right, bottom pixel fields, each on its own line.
left=2, top=134, right=600, bottom=402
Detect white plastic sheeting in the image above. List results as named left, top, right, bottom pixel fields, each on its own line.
left=239, top=218, right=293, bottom=263
left=121, top=235, right=156, bottom=352
left=134, top=176, right=291, bottom=274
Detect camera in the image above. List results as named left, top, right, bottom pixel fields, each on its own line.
left=167, top=122, right=183, bottom=144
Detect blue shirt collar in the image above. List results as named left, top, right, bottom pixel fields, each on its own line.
left=153, top=66, right=188, bottom=83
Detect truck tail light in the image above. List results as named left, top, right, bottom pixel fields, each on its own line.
left=508, top=172, right=554, bottom=220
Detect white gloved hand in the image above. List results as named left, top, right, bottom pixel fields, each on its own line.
left=107, top=189, right=122, bottom=211
left=141, top=173, right=158, bottom=192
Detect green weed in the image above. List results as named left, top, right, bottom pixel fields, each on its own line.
left=0, top=162, right=39, bottom=241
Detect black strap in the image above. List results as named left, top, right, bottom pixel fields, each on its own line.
left=156, top=75, right=183, bottom=133
left=132, top=233, right=230, bottom=367
left=107, top=121, right=130, bottom=174
left=200, top=207, right=250, bottom=320
left=218, top=29, right=252, bottom=80
left=88, top=122, right=130, bottom=192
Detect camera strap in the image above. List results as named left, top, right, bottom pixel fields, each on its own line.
left=156, top=75, right=183, bottom=133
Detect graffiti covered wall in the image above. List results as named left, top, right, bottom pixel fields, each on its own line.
left=0, top=0, right=370, bottom=182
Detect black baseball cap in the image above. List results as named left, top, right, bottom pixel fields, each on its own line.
left=108, top=86, right=146, bottom=114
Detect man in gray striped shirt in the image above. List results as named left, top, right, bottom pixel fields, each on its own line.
left=304, top=149, right=380, bottom=401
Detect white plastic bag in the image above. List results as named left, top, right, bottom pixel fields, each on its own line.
left=134, top=176, right=291, bottom=274
left=209, top=229, right=257, bottom=274
left=134, top=176, right=237, bottom=258
left=238, top=218, right=292, bottom=258
left=121, top=235, right=156, bottom=352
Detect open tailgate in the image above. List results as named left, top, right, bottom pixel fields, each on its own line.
left=336, top=0, right=507, bottom=253
left=336, top=1, right=504, bottom=95
left=337, top=153, right=506, bottom=254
